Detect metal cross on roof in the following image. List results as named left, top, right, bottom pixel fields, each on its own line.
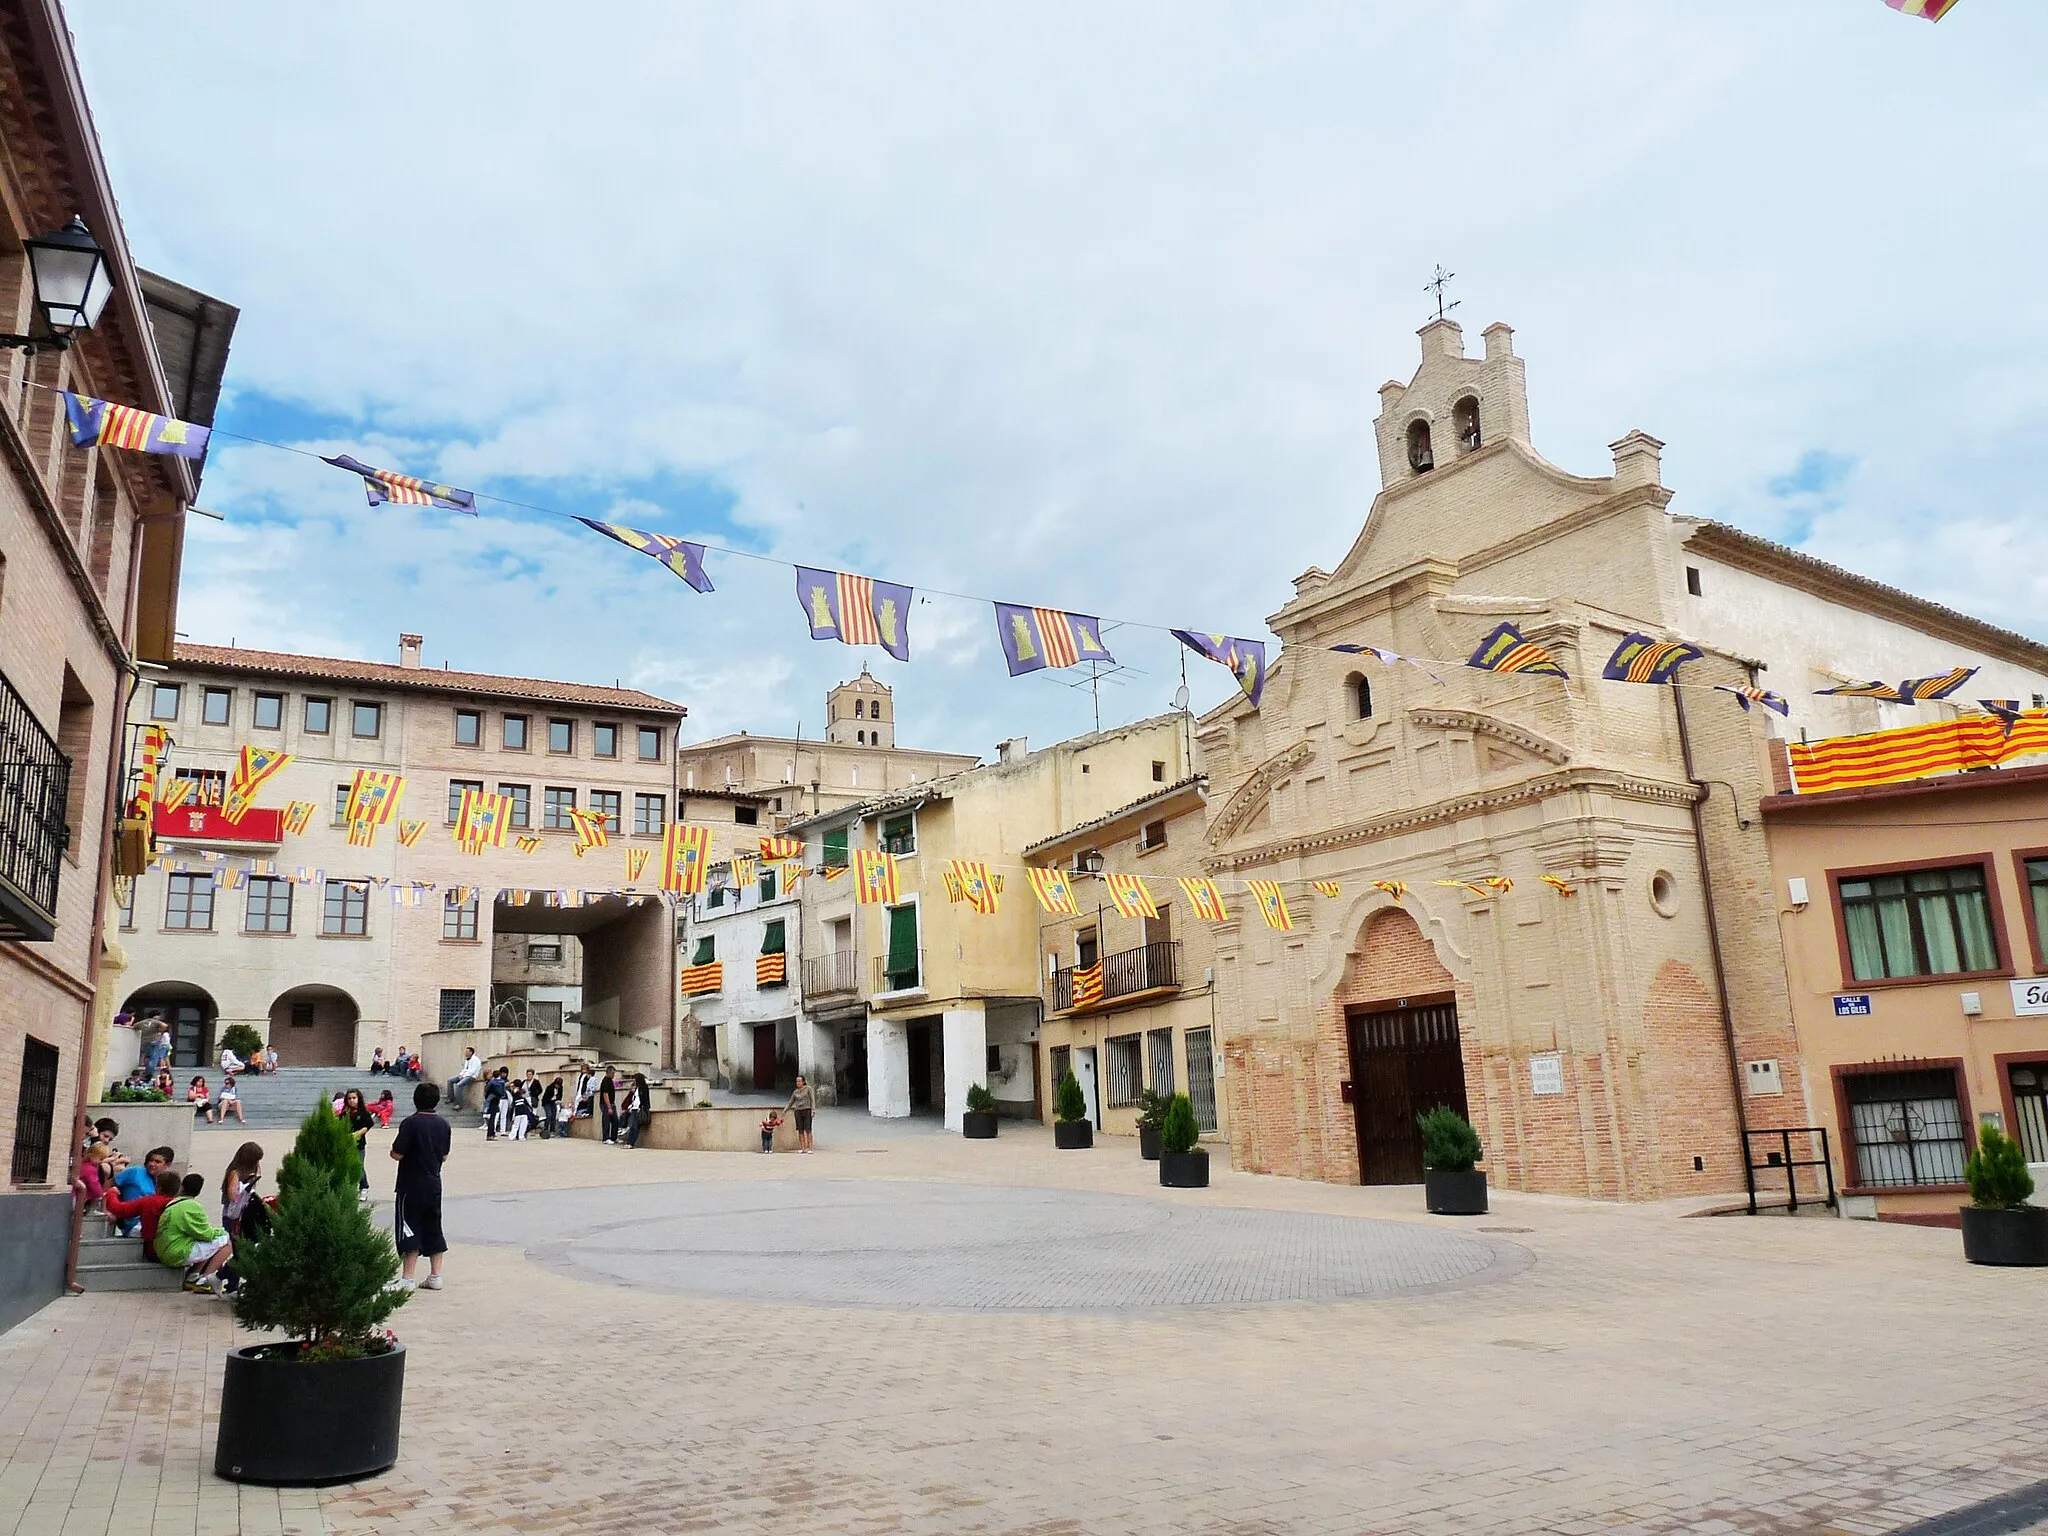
left=1425, top=264, right=1460, bottom=323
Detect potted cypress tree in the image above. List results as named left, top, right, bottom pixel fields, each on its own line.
left=1053, top=1070, right=1092, bottom=1149
left=215, top=1100, right=409, bottom=1485
left=963, top=1082, right=999, bottom=1139
left=1419, top=1105, right=1487, bottom=1215
left=1134, top=1088, right=1167, bottom=1161
left=1157, top=1093, right=1208, bottom=1188
left=1959, top=1126, right=2048, bottom=1266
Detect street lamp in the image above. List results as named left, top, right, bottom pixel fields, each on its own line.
left=0, top=215, right=112, bottom=353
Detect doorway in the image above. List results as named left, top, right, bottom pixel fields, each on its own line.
left=1345, top=997, right=1468, bottom=1185
left=1074, top=1045, right=1101, bottom=1128
left=751, top=1023, right=777, bottom=1093
left=906, top=1019, right=944, bottom=1114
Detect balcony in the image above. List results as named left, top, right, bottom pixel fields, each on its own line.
left=873, top=949, right=924, bottom=997
left=801, top=948, right=859, bottom=997
left=1053, top=940, right=1180, bottom=1013
left=0, top=670, right=69, bottom=942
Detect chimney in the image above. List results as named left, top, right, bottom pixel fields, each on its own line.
left=997, top=736, right=1028, bottom=764
left=1609, top=431, right=1664, bottom=491
left=398, top=632, right=423, bottom=668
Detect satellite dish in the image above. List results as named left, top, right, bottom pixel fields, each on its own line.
left=1173, top=684, right=1190, bottom=712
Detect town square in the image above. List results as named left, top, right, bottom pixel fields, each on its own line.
left=2, top=2, right=2046, bottom=1532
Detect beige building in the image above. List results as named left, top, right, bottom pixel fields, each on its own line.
left=115, top=634, right=685, bottom=1071
left=1763, top=753, right=2048, bottom=1223
left=796, top=715, right=1196, bottom=1128
left=1200, top=318, right=2048, bottom=1201
left=676, top=668, right=980, bottom=820
left=1027, top=776, right=1227, bottom=1141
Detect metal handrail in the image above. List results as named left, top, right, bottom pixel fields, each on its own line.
left=874, top=949, right=924, bottom=994
left=0, top=668, right=69, bottom=941
left=1742, top=1126, right=1839, bottom=1215
left=1052, top=940, right=1181, bottom=1011
left=801, top=949, right=859, bottom=995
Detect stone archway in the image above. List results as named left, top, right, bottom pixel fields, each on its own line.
left=267, top=985, right=361, bottom=1068
left=122, top=982, right=219, bottom=1070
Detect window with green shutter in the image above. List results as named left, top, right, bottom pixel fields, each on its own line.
left=882, top=812, right=916, bottom=855
left=884, top=902, right=919, bottom=990
left=692, top=935, right=715, bottom=965
left=761, top=919, right=786, bottom=955
left=759, top=868, right=777, bottom=903
left=823, top=827, right=848, bottom=869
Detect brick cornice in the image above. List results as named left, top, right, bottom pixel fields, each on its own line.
left=1406, top=707, right=1570, bottom=766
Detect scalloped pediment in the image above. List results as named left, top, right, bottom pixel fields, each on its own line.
left=1406, top=707, right=1570, bottom=775
left=1207, top=739, right=1312, bottom=846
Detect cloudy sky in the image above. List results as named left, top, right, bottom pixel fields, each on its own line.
left=69, top=1, right=2047, bottom=759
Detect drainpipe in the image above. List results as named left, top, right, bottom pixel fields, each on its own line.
left=1672, top=687, right=1753, bottom=1183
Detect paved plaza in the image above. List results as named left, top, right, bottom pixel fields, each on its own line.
left=4, top=1110, right=2047, bottom=1536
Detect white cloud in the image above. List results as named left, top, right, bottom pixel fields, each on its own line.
left=69, top=1, right=2048, bottom=750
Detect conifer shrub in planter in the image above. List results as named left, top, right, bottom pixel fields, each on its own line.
left=1053, top=1070, right=1092, bottom=1149
left=1959, top=1126, right=2047, bottom=1267
left=963, top=1082, right=999, bottom=1139
left=216, top=1100, right=409, bottom=1485
left=1419, top=1105, right=1487, bottom=1215
left=1135, top=1088, right=1167, bottom=1161
left=1158, top=1093, right=1209, bottom=1188
left=218, top=1022, right=266, bottom=1064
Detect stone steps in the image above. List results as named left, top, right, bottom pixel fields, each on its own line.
left=207, top=1068, right=485, bottom=1129
left=76, top=1233, right=182, bottom=1292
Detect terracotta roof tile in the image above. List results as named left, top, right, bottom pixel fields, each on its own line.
left=172, top=643, right=683, bottom=714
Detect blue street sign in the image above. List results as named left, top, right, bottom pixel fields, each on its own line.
left=1833, top=994, right=1873, bottom=1017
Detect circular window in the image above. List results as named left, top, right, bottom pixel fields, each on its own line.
left=1649, top=870, right=1679, bottom=918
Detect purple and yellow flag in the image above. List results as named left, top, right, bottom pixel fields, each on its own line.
left=1895, top=667, right=1977, bottom=704
left=1602, top=633, right=1701, bottom=686
left=1466, top=623, right=1569, bottom=680
left=1171, top=630, right=1268, bottom=709
left=1981, top=700, right=2026, bottom=738
left=322, top=454, right=476, bottom=514
left=577, top=519, right=713, bottom=593
left=64, top=392, right=210, bottom=459
left=796, top=567, right=911, bottom=661
left=1816, top=678, right=1904, bottom=701
left=997, top=604, right=1113, bottom=676
left=1714, top=684, right=1791, bottom=717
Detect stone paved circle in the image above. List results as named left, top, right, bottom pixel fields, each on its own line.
left=445, top=1179, right=1531, bottom=1311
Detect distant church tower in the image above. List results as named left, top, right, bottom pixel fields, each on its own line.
left=825, top=666, right=894, bottom=748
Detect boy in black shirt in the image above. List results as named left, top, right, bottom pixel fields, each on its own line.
left=389, top=1081, right=453, bottom=1291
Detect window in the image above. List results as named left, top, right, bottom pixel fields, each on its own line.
left=856, top=730, right=866, bottom=746
left=438, top=989, right=477, bottom=1030
left=448, top=778, right=483, bottom=824
left=117, top=878, right=135, bottom=929
left=2025, top=858, right=2048, bottom=968
left=175, top=767, right=226, bottom=807
left=593, top=723, right=618, bottom=758
left=1349, top=674, right=1373, bottom=721
left=332, top=782, right=353, bottom=825
left=1106, top=1035, right=1142, bottom=1107
left=149, top=683, right=180, bottom=720
left=1152, top=760, right=1166, bottom=783
left=871, top=700, right=884, bottom=721
left=351, top=701, right=382, bottom=738
left=1839, top=863, right=1999, bottom=981
left=705, top=885, right=726, bottom=910
left=253, top=692, right=283, bottom=730
left=590, top=790, right=622, bottom=831
left=304, top=697, right=332, bottom=734
left=245, top=877, right=291, bottom=934
left=1077, top=927, right=1100, bottom=968
left=762, top=919, right=786, bottom=954
left=547, top=718, right=573, bottom=753
left=500, top=783, right=531, bottom=828
left=544, top=787, right=576, bottom=830
left=202, top=687, right=232, bottom=726
left=633, top=793, right=666, bottom=836
left=638, top=725, right=662, bottom=761
left=854, top=698, right=865, bottom=718
left=881, top=812, right=915, bottom=855
left=1843, top=1068, right=1968, bottom=1188
left=322, top=880, right=368, bottom=936
left=290, top=1002, right=314, bottom=1028
left=691, top=935, right=715, bottom=966
left=759, top=867, right=778, bottom=903
left=166, top=872, right=214, bottom=931
left=11, top=1037, right=60, bottom=1184
left=1686, top=566, right=1703, bottom=598
left=883, top=902, right=919, bottom=991
left=1148, top=1029, right=1176, bottom=1094
left=443, top=890, right=479, bottom=941
left=454, top=709, right=481, bottom=746
left=1406, top=418, right=1434, bottom=474
left=528, top=941, right=562, bottom=964
left=823, top=827, right=848, bottom=870
left=735, top=804, right=758, bottom=826
left=503, top=714, right=528, bottom=750
left=1453, top=394, right=1481, bottom=452
left=1138, top=819, right=1167, bottom=853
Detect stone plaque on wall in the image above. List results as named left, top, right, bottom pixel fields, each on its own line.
left=1529, top=1052, right=1564, bottom=1097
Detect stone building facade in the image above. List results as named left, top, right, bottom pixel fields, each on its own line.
left=1203, top=319, right=2048, bottom=1201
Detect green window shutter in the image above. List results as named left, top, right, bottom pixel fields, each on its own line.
left=692, top=935, right=715, bottom=965
left=759, top=869, right=777, bottom=903
left=761, top=919, right=786, bottom=955
left=886, top=903, right=919, bottom=978
left=824, top=827, right=848, bottom=868
left=882, top=813, right=914, bottom=852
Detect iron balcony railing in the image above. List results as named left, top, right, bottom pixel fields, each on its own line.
left=802, top=949, right=860, bottom=996
left=1053, top=939, right=1181, bottom=1012
left=874, top=949, right=924, bottom=995
left=0, top=669, right=69, bottom=942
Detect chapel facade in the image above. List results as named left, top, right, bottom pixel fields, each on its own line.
left=1203, top=318, right=2048, bottom=1201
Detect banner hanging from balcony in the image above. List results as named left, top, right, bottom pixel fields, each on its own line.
left=1170, top=630, right=1266, bottom=709
left=64, top=392, right=211, bottom=459
left=853, top=848, right=901, bottom=905
left=322, top=453, right=476, bottom=513
left=996, top=603, right=1113, bottom=676
left=132, top=725, right=168, bottom=824
left=1789, top=709, right=2048, bottom=793
left=796, top=567, right=912, bottom=661
left=1071, top=962, right=1104, bottom=1008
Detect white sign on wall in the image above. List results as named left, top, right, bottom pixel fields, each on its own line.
left=2011, top=979, right=2048, bottom=1016
left=1529, top=1052, right=1564, bottom=1097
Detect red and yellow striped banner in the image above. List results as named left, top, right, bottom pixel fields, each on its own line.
left=680, top=961, right=723, bottom=995
left=756, top=953, right=787, bottom=987
left=1071, top=962, right=1104, bottom=1009
left=1790, top=712, right=2048, bottom=794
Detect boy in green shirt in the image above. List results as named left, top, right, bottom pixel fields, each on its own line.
left=154, top=1172, right=234, bottom=1295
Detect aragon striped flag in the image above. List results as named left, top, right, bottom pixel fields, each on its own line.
left=624, top=846, right=651, bottom=882
left=1171, top=631, right=1268, bottom=709
left=1027, top=866, right=1078, bottom=916
left=455, top=788, right=515, bottom=854
left=1103, top=873, right=1158, bottom=920
left=853, top=848, right=901, bottom=906
left=1466, top=622, right=1569, bottom=679
left=795, top=567, right=912, bottom=661
left=345, top=769, right=405, bottom=828
left=1245, top=879, right=1294, bottom=932
left=996, top=603, right=1114, bottom=676
left=1312, top=880, right=1342, bottom=899
left=1714, top=684, right=1790, bottom=717
left=566, top=807, right=610, bottom=858
left=64, top=392, right=210, bottom=459
left=759, top=835, right=805, bottom=863
left=281, top=800, right=316, bottom=836
left=576, top=519, right=714, bottom=593
left=516, top=835, right=542, bottom=854
left=944, top=860, right=1001, bottom=916
left=224, top=746, right=292, bottom=821
left=1071, top=962, right=1105, bottom=1009
left=397, top=819, right=426, bottom=848
left=1178, top=877, right=1228, bottom=923
left=1541, top=874, right=1575, bottom=897
left=1601, top=633, right=1701, bottom=685
left=660, top=823, right=712, bottom=895
left=322, top=454, right=476, bottom=513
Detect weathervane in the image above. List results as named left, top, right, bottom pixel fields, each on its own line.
left=1425, top=264, right=1459, bottom=323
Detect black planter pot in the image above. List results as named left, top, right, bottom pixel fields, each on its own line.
left=1425, top=1168, right=1488, bottom=1216
left=1159, top=1149, right=1210, bottom=1188
left=1960, top=1204, right=2048, bottom=1266
left=962, top=1110, right=998, bottom=1139
left=1138, top=1124, right=1163, bottom=1161
left=1054, top=1120, right=1093, bottom=1150
left=215, top=1342, right=405, bottom=1485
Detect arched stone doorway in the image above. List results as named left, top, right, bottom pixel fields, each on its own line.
left=267, top=985, right=360, bottom=1068
left=1337, top=907, right=1469, bottom=1186
left=122, top=982, right=219, bottom=1070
